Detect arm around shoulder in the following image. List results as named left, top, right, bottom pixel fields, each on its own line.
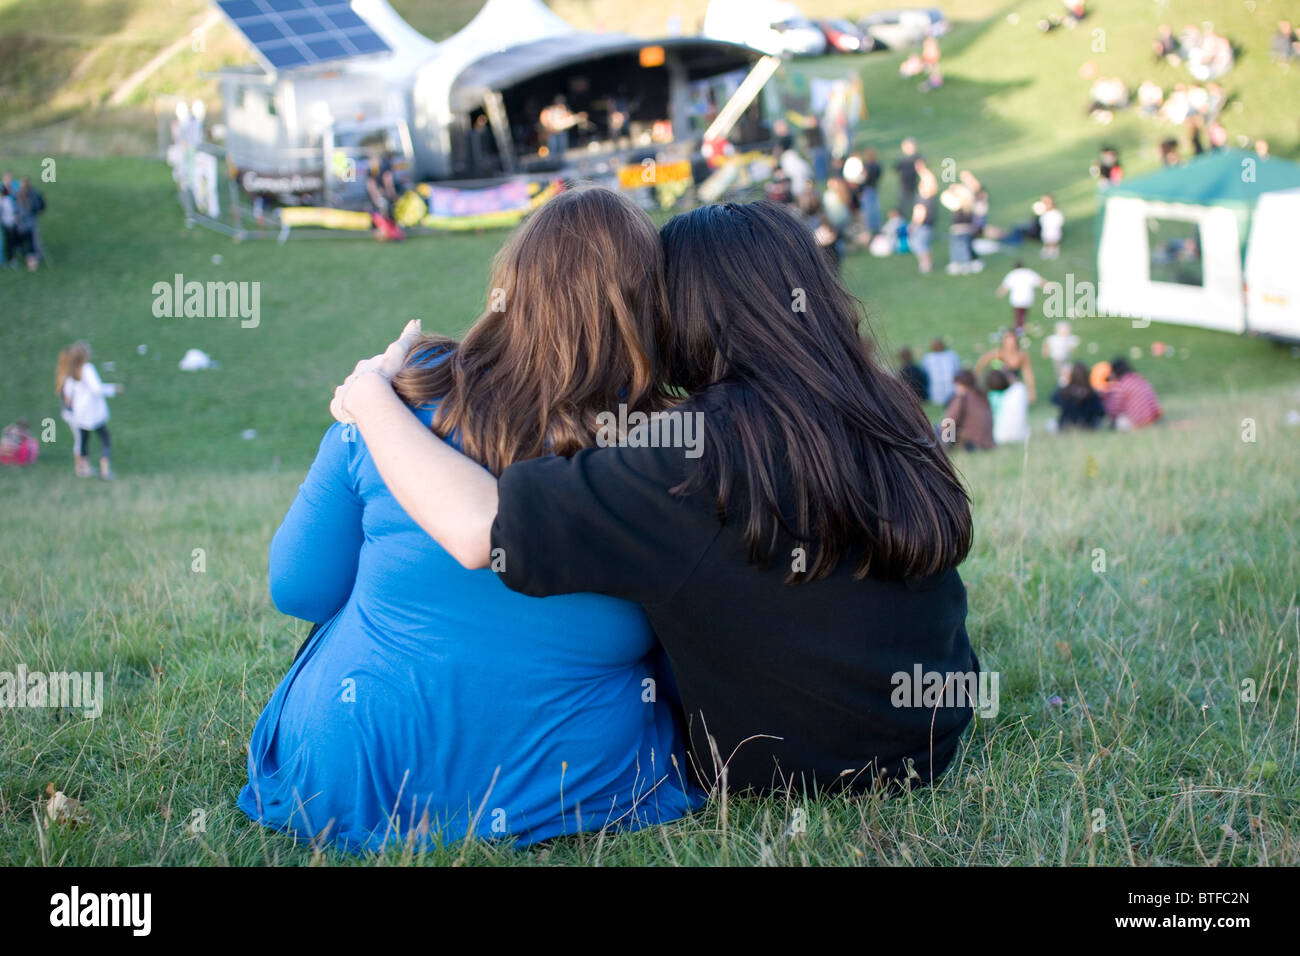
left=345, top=371, right=497, bottom=569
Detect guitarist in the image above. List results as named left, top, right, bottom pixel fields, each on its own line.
left=539, top=95, right=587, bottom=159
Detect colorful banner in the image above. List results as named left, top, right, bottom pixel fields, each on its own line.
left=278, top=206, right=373, bottom=230
left=277, top=180, right=564, bottom=234
left=418, top=179, right=562, bottom=231
left=618, top=159, right=693, bottom=190
left=422, top=180, right=531, bottom=219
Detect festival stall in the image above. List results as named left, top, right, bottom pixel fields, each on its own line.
left=1096, top=150, right=1300, bottom=338
left=197, top=0, right=782, bottom=235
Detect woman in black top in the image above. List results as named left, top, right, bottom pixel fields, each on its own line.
left=333, top=201, right=980, bottom=795
left=1052, top=362, right=1106, bottom=430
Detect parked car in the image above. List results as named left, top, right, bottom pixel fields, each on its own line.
left=858, top=7, right=949, bottom=50
left=703, top=0, right=828, bottom=58
left=814, top=17, right=879, bottom=53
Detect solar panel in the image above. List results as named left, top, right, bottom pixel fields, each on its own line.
left=215, top=0, right=392, bottom=72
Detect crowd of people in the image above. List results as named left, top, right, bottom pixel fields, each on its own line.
left=764, top=131, right=1066, bottom=278
left=1152, top=22, right=1236, bottom=80
left=893, top=322, right=1163, bottom=454
left=753, top=87, right=1168, bottom=456
left=899, top=34, right=944, bottom=91
left=1079, top=18, right=1286, bottom=165
left=0, top=170, right=47, bottom=271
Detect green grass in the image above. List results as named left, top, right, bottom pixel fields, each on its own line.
left=2, top=0, right=1300, bottom=865
left=3, top=386, right=1297, bottom=865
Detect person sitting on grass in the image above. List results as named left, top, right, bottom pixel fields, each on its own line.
left=922, top=337, right=961, bottom=406
left=898, top=347, right=929, bottom=403
left=1153, top=23, right=1179, bottom=63
left=1102, top=357, right=1162, bottom=430
left=985, top=369, right=1031, bottom=446
left=1273, top=20, right=1300, bottom=63
left=1051, top=362, right=1106, bottom=431
left=940, top=369, right=994, bottom=452
left=976, top=330, right=1037, bottom=404
left=239, top=187, right=701, bottom=852
left=330, top=200, right=981, bottom=798
left=0, top=419, right=38, bottom=466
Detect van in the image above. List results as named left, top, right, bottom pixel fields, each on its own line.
left=702, top=0, right=827, bottom=58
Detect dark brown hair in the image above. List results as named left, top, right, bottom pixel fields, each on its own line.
left=659, top=200, right=972, bottom=582
left=391, top=186, right=672, bottom=475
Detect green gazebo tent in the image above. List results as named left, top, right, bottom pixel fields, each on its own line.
left=1096, top=150, right=1300, bottom=337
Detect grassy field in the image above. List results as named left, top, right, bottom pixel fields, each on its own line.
left=2, top=0, right=1299, bottom=865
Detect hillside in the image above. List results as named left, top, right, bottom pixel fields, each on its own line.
left=1, top=0, right=1296, bottom=161
left=2, top=1, right=1299, bottom=869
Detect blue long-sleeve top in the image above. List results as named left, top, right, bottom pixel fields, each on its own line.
left=239, top=408, right=699, bottom=852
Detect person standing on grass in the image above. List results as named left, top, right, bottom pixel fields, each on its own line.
left=942, top=182, right=976, bottom=275
left=1038, top=194, right=1063, bottom=260
left=1041, top=319, right=1080, bottom=381
left=922, top=337, right=961, bottom=406
left=14, top=178, right=46, bottom=271
left=788, top=110, right=830, bottom=183
left=895, top=138, right=921, bottom=217
left=55, top=342, right=121, bottom=480
left=239, top=188, right=700, bottom=852
left=0, top=171, right=16, bottom=269
left=997, top=261, right=1045, bottom=334
left=1102, top=357, right=1162, bottom=429
left=845, top=147, right=883, bottom=238
left=862, top=147, right=883, bottom=236
left=779, top=143, right=814, bottom=198
left=330, top=200, right=979, bottom=796
left=909, top=160, right=939, bottom=275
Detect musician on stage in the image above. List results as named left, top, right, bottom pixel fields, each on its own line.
left=539, top=95, right=586, bottom=158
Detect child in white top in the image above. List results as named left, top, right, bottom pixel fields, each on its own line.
left=997, top=261, right=1045, bottom=332
left=55, top=342, right=122, bottom=479
left=1042, top=320, right=1081, bottom=381
left=1038, top=195, right=1064, bottom=259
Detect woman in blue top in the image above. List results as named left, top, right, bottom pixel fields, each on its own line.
left=238, top=187, right=700, bottom=852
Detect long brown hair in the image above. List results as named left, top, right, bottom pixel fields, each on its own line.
left=659, top=200, right=972, bottom=582
left=55, top=342, right=89, bottom=399
left=391, top=186, right=671, bottom=474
